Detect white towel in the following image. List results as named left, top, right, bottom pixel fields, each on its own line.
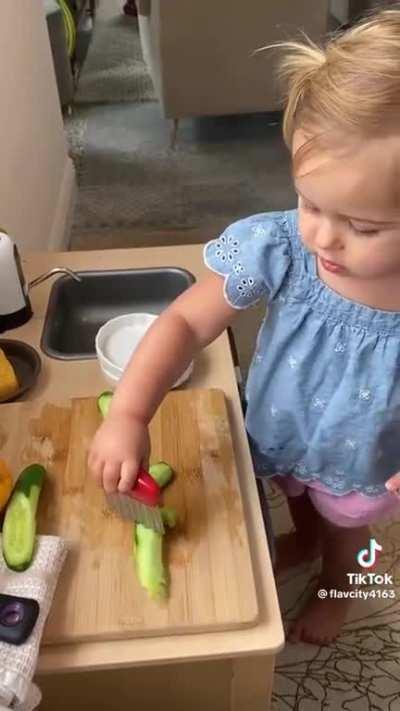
left=0, top=536, right=68, bottom=710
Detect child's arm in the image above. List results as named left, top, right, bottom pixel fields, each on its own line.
left=88, top=272, right=238, bottom=493
left=109, top=272, right=236, bottom=423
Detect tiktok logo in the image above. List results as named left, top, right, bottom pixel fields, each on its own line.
left=357, top=538, right=383, bottom=568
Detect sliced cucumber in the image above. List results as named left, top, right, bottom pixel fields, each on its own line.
left=148, top=462, right=174, bottom=488
left=97, top=391, right=113, bottom=419
left=2, top=464, right=46, bottom=571
left=160, top=506, right=177, bottom=529
left=134, top=523, right=167, bottom=600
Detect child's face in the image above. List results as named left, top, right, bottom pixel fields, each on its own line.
left=293, top=130, right=400, bottom=281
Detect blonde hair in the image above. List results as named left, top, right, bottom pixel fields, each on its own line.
left=271, top=8, right=400, bottom=148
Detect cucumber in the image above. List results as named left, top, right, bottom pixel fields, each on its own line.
left=134, top=523, right=167, bottom=600
left=148, top=462, right=174, bottom=488
left=133, top=471, right=177, bottom=600
left=2, top=464, right=46, bottom=571
left=160, top=506, right=177, bottom=529
left=97, top=391, right=113, bottom=419
left=133, top=508, right=177, bottom=599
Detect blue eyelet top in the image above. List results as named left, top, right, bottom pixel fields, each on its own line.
left=204, top=209, right=400, bottom=497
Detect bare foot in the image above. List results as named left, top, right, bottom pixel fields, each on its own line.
left=287, top=576, right=351, bottom=644
left=287, top=522, right=372, bottom=644
left=274, top=531, right=322, bottom=574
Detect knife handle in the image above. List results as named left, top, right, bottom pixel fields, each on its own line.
left=129, top=467, right=161, bottom=507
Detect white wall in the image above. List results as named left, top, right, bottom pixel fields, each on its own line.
left=0, top=1, right=75, bottom=251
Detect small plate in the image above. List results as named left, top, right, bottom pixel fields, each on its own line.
left=95, top=313, right=193, bottom=390
left=0, top=339, right=41, bottom=404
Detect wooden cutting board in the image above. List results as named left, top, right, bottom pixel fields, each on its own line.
left=0, top=389, right=258, bottom=644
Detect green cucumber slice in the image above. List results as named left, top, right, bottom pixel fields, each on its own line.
left=148, top=462, right=174, bottom=489
left=160, top=506, right=177, bottom=529
left=134, top=524, right=167, bottom=599
left=2, top=464, right=46, bottom=571
left=97, top=391, right=113, bottom=419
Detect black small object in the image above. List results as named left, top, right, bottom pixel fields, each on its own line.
left=0, top=594, right=39, bottom=645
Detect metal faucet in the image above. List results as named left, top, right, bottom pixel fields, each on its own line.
left=28, top=267, right=83, bottom=291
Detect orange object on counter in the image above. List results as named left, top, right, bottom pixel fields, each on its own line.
left=0, top=459, right=13, bottom=512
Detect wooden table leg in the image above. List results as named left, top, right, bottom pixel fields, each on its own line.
left=230, top=655, right=275, bottom=711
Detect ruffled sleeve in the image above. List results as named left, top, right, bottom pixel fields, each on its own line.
left=203, top=212, right=293, bottom=309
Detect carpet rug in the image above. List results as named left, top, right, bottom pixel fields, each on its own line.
left=74, top=0, right=155, bottom=104
left=266, top=480, right=400, bottom=710
left=66, top=2, right=294, bottom=243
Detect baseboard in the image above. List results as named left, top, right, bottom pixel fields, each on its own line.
left=48, top=156, right=76, bottom=251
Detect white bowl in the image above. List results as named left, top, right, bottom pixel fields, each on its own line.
left=95, top=313, right=193, bottom=390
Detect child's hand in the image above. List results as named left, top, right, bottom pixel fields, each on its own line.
left=88, top=412, right=150, bottom=494
left=385, top=472, right=400, bottom=497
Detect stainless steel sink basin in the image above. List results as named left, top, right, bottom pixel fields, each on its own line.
left=41, top=267, right=196, bottom=360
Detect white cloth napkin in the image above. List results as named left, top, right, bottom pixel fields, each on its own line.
left=0, top=536, right=68, bottom=710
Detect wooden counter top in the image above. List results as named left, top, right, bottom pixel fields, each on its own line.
left=12, top=244, right=284, bottom=673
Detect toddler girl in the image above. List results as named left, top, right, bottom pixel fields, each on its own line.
left=89, top=9, right=400, bottom=644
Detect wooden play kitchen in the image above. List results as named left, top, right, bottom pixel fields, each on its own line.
left=1, top=390, right=258, bottom=643
left=3, top=243, right=284, bottom=711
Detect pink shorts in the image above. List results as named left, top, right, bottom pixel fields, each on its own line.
left=272, top=474, right=400, bottom=528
